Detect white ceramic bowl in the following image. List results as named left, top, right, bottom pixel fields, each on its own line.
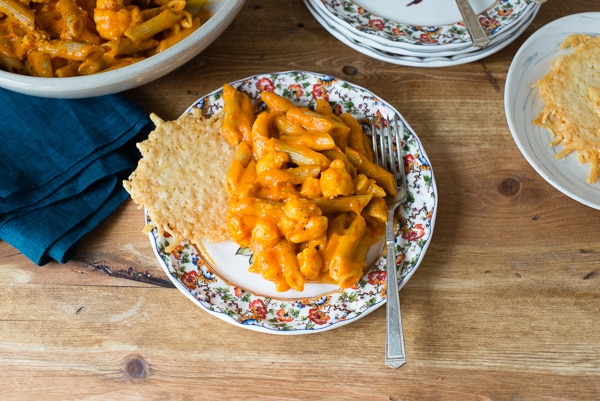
left=0, top=0, right=245, bottom=98
left=505, top=12, right=600, bottom=210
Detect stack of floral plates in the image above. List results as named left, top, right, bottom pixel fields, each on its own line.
left=305, top=0, right=541, bottom=67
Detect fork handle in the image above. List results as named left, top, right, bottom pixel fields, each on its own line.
left=385, top=239, right=406, bottom=369
left=454, top=0, right=490, bottom=49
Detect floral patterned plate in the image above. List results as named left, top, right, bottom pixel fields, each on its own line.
left=310, top=0, right=536, bottom=50
left=148, top=71, right=437, bottom=334
left=305, top=0, right=538, bottom=67
left=306, top=0, right=539, bottom=59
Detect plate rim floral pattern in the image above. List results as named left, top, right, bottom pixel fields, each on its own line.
left=305, top=0, right=538, bottom=67
left=149, top=70, right=438, bottom=334
left=313, top=0, right=535, bottom=48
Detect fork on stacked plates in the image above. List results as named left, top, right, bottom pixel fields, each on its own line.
left=305, top=0, right=542, bottom=67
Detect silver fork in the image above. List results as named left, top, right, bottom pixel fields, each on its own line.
left=371, top=117, right=408, bottom=369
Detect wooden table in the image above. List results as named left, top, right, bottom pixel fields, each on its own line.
left=1, top=1, right=599, bottom=399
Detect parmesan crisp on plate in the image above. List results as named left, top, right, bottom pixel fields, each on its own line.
left=535, top=34, right=600, bottom=184
left=123, top=108, right=234, bottom=251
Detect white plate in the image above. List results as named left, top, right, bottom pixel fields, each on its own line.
left=306, top=0, right=538, bottom=67
left=308, top=0, right=538, bottom=58
left=310, top=0, right=536, bottom=51
left=149, top=71, right=438, bottom=334
left=505, top=12, right=600, bottom=210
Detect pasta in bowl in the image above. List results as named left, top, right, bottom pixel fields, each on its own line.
left=148, top=71, right=438, bottom=334
left=0, top=0, right=245, bottom=98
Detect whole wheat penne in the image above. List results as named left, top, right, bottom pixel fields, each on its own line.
left=225, top=141, right=253, bottom=194
left=254, top=248, right=290, bottom=292
left=321, top=147, right=357, bottom=177
left=354, top=174, right=386, bottom=197
left=345, top=147, right=396, bottom=196
left=250, top=111, right=271, bottom=158
left=125, top=9, right=182, bottom=42
left=99, top=56, right=144, bottom=72
left=55, top=62, right=81, bottom=77
left=271, top=138, right=331, bottom=168
left=0, top=0, right=210, bottom=77
left=261, top=90, right=296, bottom=112
left=0, top=54, right=25, bottom=74
left=286, top=107, right=341, bottom=132
left=340, top=113, right=369, bottom=156
left=297, top=247, right=322, bottom=281
left=27, top=51, right=54, bottom=77
left=36, top=40, right=105, bottom=61
left=280, top=131, right=336, bottom=151
left=222, top=83, right=255, bottom=145
left=156, top=18, right=199, bottom=52
left=325, top=214, right=367, bottom=287
left=361, top=197, right=387, bottom=223
left=238, top=160, right=257, bottom=189
left=56, top=0, right=88, bottom=37
left=276, top=239, right=305, bottom=292
left=0, top=0, right=34, bottom=30
left=314, top=194, right=373, bottom=215
left=315, top=98, right=333, bottom=116
left=102, top=38, right=159, bottom=56
left=272, top=113, right=307, bottom=136
left=222, top=85, right=393, bottom=292
left=286, top=165, right=321, bottom=184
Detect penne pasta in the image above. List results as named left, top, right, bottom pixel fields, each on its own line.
left=222, top=83, right=255, bottom=145
left=155, top=18, right=199, bottom=52
left=314, top=194, right=373, bottom=215
left=280, top=131, right=336, bottom=151
left=0, top=0, right=210, bottom=77
left=0, top=54, right=25, bottom=74
left=272, top=138, right=331, bottom=168
left=223, top=85, right=392, bottom=291
left=56, top=0, right=88, bottom=38
left=286, top=107, right=338, bottom=132
left=325, top=214, right=367, bottom=285
left=35, top=40, right=105, bottom=61
left=0, top=0, right=34, bottom=30
left=345, top=147, right=396, bottom=196
left=261, top=90, right=296, bottom=112
left=26, top=52, right=54, bottom=77
left=55, top=62, right=80, bottom=77
left=102, top=38, right=159, bottom=57
left=225, top=141, right=253, bottom=194
left=277, top=239, right=305, bottom=292
left=125, top=9, right=183, bottom=42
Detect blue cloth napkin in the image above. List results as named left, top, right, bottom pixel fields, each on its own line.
left=0, top=88, right=152, bottom=265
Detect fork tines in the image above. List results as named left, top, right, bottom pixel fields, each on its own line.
left=370, top=118, right=404, bottom=187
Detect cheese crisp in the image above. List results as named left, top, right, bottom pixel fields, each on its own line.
left=123, top=109, right=235, bottom=252
left=535, top=34, right=600, bottom=183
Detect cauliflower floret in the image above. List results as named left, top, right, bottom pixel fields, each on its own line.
left=93, top=0, right=143, bottom=41
left=319, top=159, right=354, bottom=199
left=251, top=216, right=281, bottom=248
left=297, top=247, right=322, bottom=280
left=300, top=176, right=322, bottom=198
left=278, top=198, right=327, bottom=243
left=255, top=151, right=289, bottom=175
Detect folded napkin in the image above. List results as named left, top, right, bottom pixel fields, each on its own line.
left=0, top=88, right=152, bottom=265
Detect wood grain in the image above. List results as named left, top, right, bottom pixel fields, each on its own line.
left=1, top=0, right=599, bottom=400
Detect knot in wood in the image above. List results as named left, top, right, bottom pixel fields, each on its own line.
left=123, top=355, right=149, bottom=382
left=498, top=177, right=521, bottom=197
left=342, top=66, right=358, bottom=76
